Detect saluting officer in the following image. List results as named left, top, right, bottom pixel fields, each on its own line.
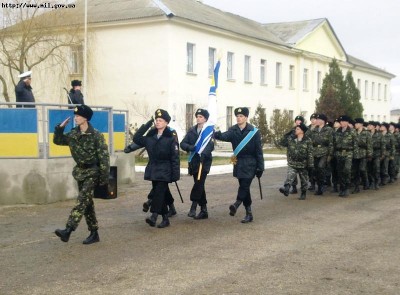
left=214, top=107, right=264, bottom=223
left=15, top=71, right=35, bottom=108
left=133, top=109, right=180, bottom=228
left=180, top=108, right=214, bottom=219
left=54, top=105, right=110, bottom=244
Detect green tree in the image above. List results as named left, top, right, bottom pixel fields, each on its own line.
left=342, top=71, right=363, bottom=118
left=269, top=109, right=293, bottom=148
left=250, top=103, right=271, bottom=147
left=315, top=58, right=346, bottom=121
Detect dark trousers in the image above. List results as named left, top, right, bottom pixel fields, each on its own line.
left=150, top=181, right=169, bottom=215
left=314, top=155, right=327, bottom=186
left=190, top=173, right=208, bottom=205
left=367, top=156, right=380, bottom=185
left=336, top=155, right=352, bottom=188
left=352, top=158, right=368, bottom=186
left=148, top=183, right=174, bottom=205
left=237, top=178, right=253, bottom=207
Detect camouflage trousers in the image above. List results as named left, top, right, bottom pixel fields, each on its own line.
left=313, top=155, right=328, bottom=186
left=380, top=157, right=389, bottom=183
left=367, top=157, right=380, bottom=185
left=352, top=158, right=368, bottom=187
left=336, top=155, right=352, bottom=188
left=66, top=177, right=98, bottom=231
left=285, top=166, right=309, bottom=191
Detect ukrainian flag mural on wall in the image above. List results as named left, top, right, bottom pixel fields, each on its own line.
left=0, top=109, right=39, bottom=158
left=113, top=113, right=126, bottom=151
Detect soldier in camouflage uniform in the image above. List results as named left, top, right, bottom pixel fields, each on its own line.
left=393, top=124, right=400, bottom=180
left=352, top=118, right=372, bottom=193
left=380, top=123, right=395, bottom=185
left=367, top=121, right=385, bottom=190
left=309, top=114, right=333, bottom=195
left=54, top=105, right=110, bottom=244
left=333, top=115, right=359, bottom=197
left=388, top=122, right=398, bottom=183
left=279, top=123, right=313, bottom=200
left=306, top=113, right=318, bottom=191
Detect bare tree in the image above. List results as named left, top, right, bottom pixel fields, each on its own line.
left=0, top=0, right=82, bottom=103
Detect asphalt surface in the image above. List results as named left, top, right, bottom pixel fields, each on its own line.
left=1, top=167, right=400, bottom=295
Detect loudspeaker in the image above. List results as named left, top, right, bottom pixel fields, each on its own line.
left=94, top=166, right=117, bottom=199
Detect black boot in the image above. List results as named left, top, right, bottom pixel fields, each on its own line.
left=241, top=206, right=253, bottom=223
left=298, top=190, right=306, bottom=200
left=279, top=184, right=290, bottom=197
left=82, top=230, right=100, bottom=245
left=314, top=185, right=323, bottom=196
left=187, top=201, right=197, bottom=218
left=352, top=185, right=360, bottom=194
left=374, top=182, right=380, bottom=190
left=289, top=185, right=298, bottom=194
left=194, top=204, right=208, bottom=220
left=157, top=215, right=170, bottom=228
left=308, top=183, right=315, bottom=191
left=229, top=200, right=242, bottom=216
left=145, top=213, right=158, bottom=227
left=55, top=227, right=73, bottom=242
left=363, top=180, right=369, bottom=190
left=142, top=199, right=152, bottom=212
left=331, top=184, right=338, bottom=193
left=167, top=203, right=177, bottom=217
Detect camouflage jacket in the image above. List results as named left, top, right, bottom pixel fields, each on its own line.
left=333, top=127, right=358, bottom=158
left=54, top=122, right=110, bottom=184
left=309, top=125, right=333, bottom=157
left=354, top=129, right=372, bottom=159
left=370, top=131, right=385, bottom=158
left=280, top=135, right=313, bottom=169
left=394, top=132, right=400, bottom=154
left=382, top=132, right=396, bottom=158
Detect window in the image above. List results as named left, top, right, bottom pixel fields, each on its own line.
left=208, top=47, right=216, bottom=76
left=289, top=65, right=295, bottom=89
left=244, top=55, right=251, bottom=82
left=384, top=84, right=387, bottom=101
left=317, top=71, right=322, bottom=93
left=186, top=43, right=195, bottom=73
left=377, top=115, right=381, bottom=121
left=289, top=110, right=294, bottom=120
left=357, top=79, right=361, bottom=90
left=303, top=68, right=309, bottom=91
left=226, top=106, right=233, bottom=130
left=365, top=81, right=368, bottom=99
left=70, top=45, right=83, bottom=74
left=371, top=82, right=375, bottom=100
left=276, top=62, right=282, bottom=86
left=227, top=52, right=234, bottom=80
left=371, top=115, right=374, bottom=120
left=364, top=114, right=368, bottom=120
left=260, top=59, right=266, bottom=85
left=383, top=115, right=387, bottom=121
left=378, top=83, right=381, bottom=100
left=186, top=104, right=194, bottom=132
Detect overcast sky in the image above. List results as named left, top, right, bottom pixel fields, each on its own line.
left=203, top=0, right=400, bottom=109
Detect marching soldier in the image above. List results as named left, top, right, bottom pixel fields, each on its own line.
left=133, top=109, right=180, bottom=228
left=380, top=123, right=395, bottom=186
left=333, top=115, right=358, bottom=197
left=388, top=122, right=398, bottom=183
left=393, top=124, right=400, bottom=180
left=309, top=114, right=333, bottom=195
left=367, top=121, right=385, bottom=190
left=352, top=118, right=372, bottom=192
left=306, top=113, right=318, bottom=191
left=279, top=123, right=313, bottom=200
left=54, top=105, right=110, bottom=244
left=214, top=107, right=264, bottom=223
left=180, top=109, right=214, bottom=219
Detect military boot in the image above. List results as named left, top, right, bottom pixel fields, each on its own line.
left=82, top=230, right=100, bottom=245
left=157, top=215, right=170, bottom=228
left=289, top=185, right=298, bottom=194
left=314, top=185, right=323, bottom=196
left=298, top=190, right=306, bottom=200
left=145, top=213, right=158, bottom=227
left=331, top=184, right=338, bottom=193
left=229, top=200, right=242, bottom=216
left=374, top=182, right=380, bottom=190
left=187, top=201, right=197, bottom=218
left=194, top=204, right=208, bottom=220
left=308, top=183, right=315, bottom=191
left=363, top=180, right=369, bottom=190
left=167, top=203, right=177, bottom=217
left=241, top=206, right=253, bottom=223
left=55, top=227, right=73, bottom=242
left=279, top=184, right=290, bottom=197
left=142, top=199, right=152, bottom=212
left=352, top=185, right=360, bottom=194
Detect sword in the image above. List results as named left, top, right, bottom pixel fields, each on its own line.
left=258, top=177, right=263, bottom=200
left=175, top=181, right=184, bottom=203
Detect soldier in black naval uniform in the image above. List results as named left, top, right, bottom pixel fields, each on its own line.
left=214, top=107, right=264, bottom=223
left=133, top=109, right=180, bottom=228
left=180, top=109, right=214, bottom=219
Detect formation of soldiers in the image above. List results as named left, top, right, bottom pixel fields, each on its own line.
left=279, top=113, right=400, bottom=200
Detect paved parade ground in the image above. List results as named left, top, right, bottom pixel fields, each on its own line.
left=1, top=167, right=400, bottom=295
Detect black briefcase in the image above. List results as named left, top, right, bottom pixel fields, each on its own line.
left=94, top=166, right=117, bottom=199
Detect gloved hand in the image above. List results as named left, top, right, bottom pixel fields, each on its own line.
left=256, top=169, right=263, bottom=178
left=144, top=117, right=154, bottom=129
left=214, top=131, right=222, bottom=140
left=124, top=146, right=132, bottom=153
